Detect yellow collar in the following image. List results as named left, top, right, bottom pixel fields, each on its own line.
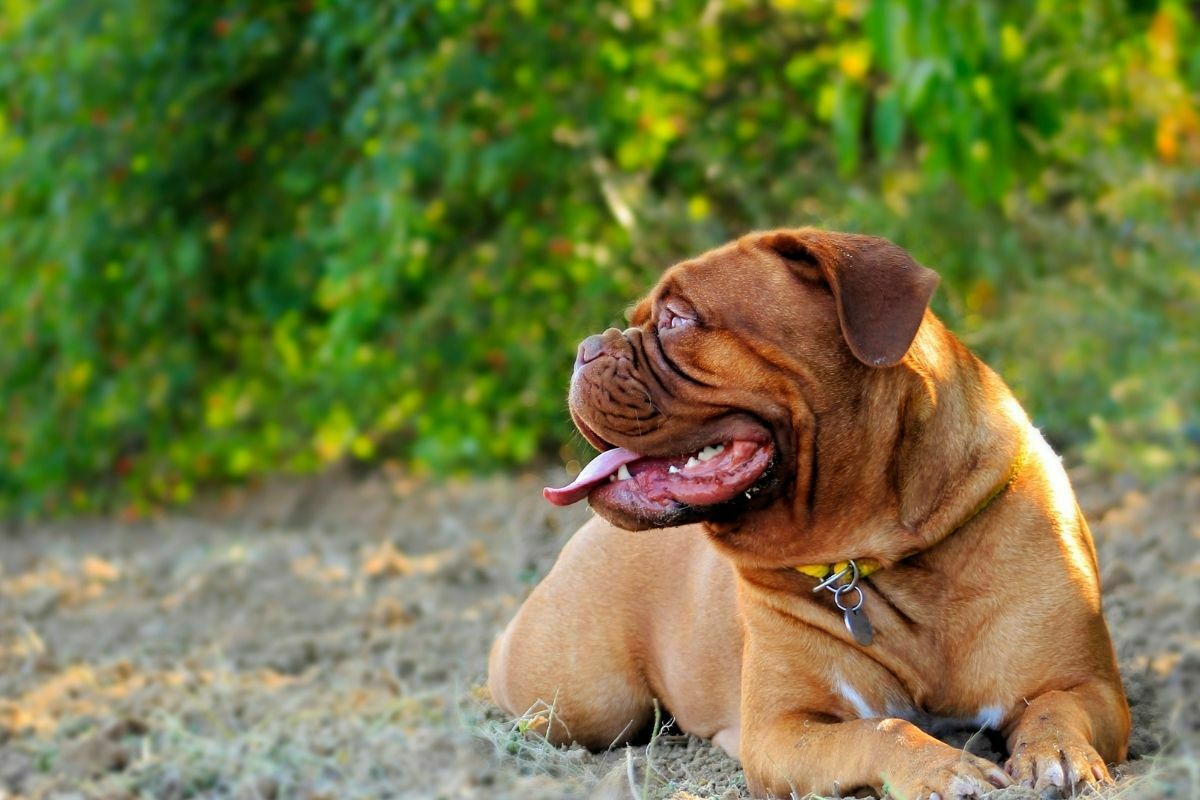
left=795, top=442, right=1028, bottom=581
left=796, top=560, right=880, bottom=580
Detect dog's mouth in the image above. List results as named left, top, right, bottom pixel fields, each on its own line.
left=543, top=418, right=776, bottom=529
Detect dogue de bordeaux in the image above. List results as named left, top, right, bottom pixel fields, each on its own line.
left=488, top=228, right=1129, bottom=799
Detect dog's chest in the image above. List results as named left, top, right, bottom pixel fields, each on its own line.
left=831, top=671, right=1009, bottom=734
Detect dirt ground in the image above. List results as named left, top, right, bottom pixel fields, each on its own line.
left=0, top=465, right=1196, bottom=800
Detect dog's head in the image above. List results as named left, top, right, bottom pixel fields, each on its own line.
left=545, top=228, right=939, bottom=541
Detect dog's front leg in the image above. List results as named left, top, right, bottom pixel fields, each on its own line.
left=736, top=598, right=1011, bottom=799
left=740, top=711, right=1011, bottom=799
left=1003, top=678, right=1130, bottom=794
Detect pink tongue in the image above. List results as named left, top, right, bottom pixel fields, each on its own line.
left=544, top=448, right=643, bottom=507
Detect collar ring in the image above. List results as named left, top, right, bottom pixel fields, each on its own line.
left=812, top=559, right=860, bottom=593
left=833, top=583, right=865, bottom=613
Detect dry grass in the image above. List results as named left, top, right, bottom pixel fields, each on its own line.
left=0, top=467, right=1196, bottom=799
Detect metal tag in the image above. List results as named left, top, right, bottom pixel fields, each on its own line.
left=844, top=607, right=874, bottom=646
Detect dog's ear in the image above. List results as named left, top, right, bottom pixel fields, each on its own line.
left=760, top=228, right=940, bottom=367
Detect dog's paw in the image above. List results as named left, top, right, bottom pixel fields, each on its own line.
left=884, top=748, right=1011, bottom=800
left=1005, top=736, right=1111, bottom=796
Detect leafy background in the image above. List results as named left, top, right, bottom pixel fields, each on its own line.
left=0, top=0, right=1197, bottom=518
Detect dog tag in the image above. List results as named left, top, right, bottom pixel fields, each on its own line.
left=844, top=607, right=874, bottom=646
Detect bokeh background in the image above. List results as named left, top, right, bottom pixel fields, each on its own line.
left=2, top=3, right=1199, bottom=799
left=1, top=0, right=1197, bottom=518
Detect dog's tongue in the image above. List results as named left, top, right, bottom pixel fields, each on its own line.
left=543, top=448, right=643, bottom=507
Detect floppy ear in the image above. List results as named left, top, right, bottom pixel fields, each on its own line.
left=759, top=228, right=940, bottom=367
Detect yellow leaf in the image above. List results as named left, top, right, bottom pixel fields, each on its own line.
left=838, top=43, right=871, bottom=82
left=351, top=435, right=375, bottom=460
left=1000, top=25, right=1024, bottom=62
left=314, top=406, right=355, bottom=462
left=229, top=448, right=253, bottom=476
left=82, top=556, right=119, bottom=583
left=424, top=199, right=445, bottom=223
left=1148, top=10, right=1176, bottom=65
left=1156, top=115, right=1179, bottom=162
left=628, top=0, right=652, bottom=21
left=66, top=361, right=93, bottom=392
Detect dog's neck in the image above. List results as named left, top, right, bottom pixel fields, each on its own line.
left=792, top=442, right=1027, bottom=580
left=884, top=315, right=1030, bottom=558
left=708, top=313, right=1030, bottom=570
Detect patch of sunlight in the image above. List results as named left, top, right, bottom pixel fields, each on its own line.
left=0, top=660, right=309, bottom=737
left=291, top=555, right=349, bottom=584
left=2, top=556, right=121, bottom=607
left=360, top=540, right=451, bottom=578
left=1032, top=430, right=1104, bottom=611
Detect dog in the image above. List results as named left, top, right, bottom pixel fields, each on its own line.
left=488, top=229, right=1130, bottom=799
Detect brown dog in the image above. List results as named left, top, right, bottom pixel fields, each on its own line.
left=488, top=229, right=1129, bottom=799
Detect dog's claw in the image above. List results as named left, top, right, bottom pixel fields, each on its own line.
left=891, top=747, right=1008, bottom=800
left=985, top=766, right=1012, bottom=789
left=1005, top=738, right=1110, bottom=798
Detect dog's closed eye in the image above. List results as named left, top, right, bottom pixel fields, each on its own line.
left=658, top=297, right=699, bottom=333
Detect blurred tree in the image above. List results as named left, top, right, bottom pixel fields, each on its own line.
left=0, top=0, right=1196, bottom=516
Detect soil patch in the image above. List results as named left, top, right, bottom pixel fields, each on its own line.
left=1, top=467, right=1196, bottom=798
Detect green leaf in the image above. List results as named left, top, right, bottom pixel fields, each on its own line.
left=832, top=78, right=865, bottom=176
left=872, top=86, right=904, bottom=161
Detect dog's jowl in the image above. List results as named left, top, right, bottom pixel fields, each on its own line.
left=489, top=228, right=1130, bottom=799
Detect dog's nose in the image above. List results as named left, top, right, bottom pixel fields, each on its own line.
left=576, top=334, right=607, bottom=367
left=575, top=329, right=624, bottom=369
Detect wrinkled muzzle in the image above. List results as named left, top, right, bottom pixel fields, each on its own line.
left=544, top=328, right=776, bottom=530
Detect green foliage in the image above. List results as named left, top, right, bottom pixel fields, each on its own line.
left=1, top=0, right=1197, bottom=516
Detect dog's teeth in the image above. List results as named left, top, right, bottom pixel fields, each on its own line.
left=697, top=444, right=725, bottom=462
left=745, top=491, right=751, bottom=499
left=617, top=464, right=632, bottom=481
left=685, top=456, right=700, bottom=468
left=609, top=475, right=616, bottom=483
left=668, top=465, right=680, bottom=474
